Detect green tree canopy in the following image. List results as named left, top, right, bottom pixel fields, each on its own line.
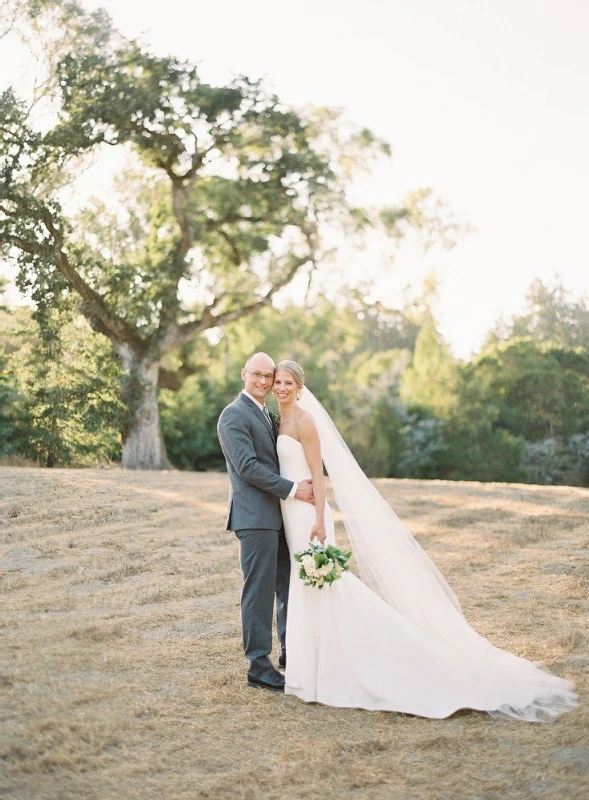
left=1, top=306, right=123, bottom=466
left=473, top=337, right=589, bottom=441
left=400, top=318, right=459, bottom=418
left=490, top=277, right=589, bottom=350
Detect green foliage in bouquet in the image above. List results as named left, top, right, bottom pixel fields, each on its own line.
left=294, top=542, right=352, bottom=589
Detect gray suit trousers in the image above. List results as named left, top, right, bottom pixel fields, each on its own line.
left=236, top=527, right=291, bottom=660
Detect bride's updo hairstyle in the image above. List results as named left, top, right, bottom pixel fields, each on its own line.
left=275, top=360, right=305, bottom=389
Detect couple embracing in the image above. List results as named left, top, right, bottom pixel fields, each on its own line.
left=217, top=352, right=577, bottom=720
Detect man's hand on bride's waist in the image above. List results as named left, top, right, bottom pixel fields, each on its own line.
left=295, top=479, right=314, bottom=505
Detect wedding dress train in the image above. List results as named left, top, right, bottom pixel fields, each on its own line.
left=277, top=405, right=577, bottom=721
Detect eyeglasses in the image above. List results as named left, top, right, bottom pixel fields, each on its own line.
left=247, top=371, right=274, bottom=381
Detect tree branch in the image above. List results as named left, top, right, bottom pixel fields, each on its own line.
left=216, top=227, right=242, bottom=266
left=5, top=236, right=49, bottom=258
left=165, top=135, right=238, bottom=269
left=170, top=178, right=192, bottom=269
left=182, top=134, right=228, bottom=182
left=155, top=222, right=319, bottom=357
left=0, top=202, right=20, bottom=219
left=158, top=249, right=314, bottom=357
left=0, top=6, right=18, bottom=42
left=2, top=204, right=146, bottom=353
left=205, top=213, right=266, bottom=229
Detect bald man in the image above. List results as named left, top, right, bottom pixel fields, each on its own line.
left=217, top=352, right=314, bottom=692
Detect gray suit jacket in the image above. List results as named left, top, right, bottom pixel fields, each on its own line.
left=217, top=393, right=294, bottom=532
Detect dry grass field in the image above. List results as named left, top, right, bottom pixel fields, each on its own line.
left=1, top=467, right=588, bottom=800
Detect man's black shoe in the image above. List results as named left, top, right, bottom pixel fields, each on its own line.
left=278, top=651, right=286, bottom=670
left=247, top=655, right=285, bottom=690
left=247, top=674, right=285, bottom=692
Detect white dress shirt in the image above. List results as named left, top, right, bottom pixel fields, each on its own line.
left=242, top=391, right=297, bottom=498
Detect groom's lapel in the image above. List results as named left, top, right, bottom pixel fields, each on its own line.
left=239, top=394, right=276, bottom=444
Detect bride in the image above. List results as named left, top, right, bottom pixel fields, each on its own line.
left=272, top=360, right=577, bottom=721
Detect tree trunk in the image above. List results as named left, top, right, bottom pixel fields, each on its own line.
left=118, top=347, right=171, bottom=470
left=46, top=416, right=58, bottom=468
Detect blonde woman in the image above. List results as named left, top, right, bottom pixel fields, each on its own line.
left=272, top=360, right=576, bottom=720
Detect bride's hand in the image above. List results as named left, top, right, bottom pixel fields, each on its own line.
left=310, top=522, right=326, bottom=545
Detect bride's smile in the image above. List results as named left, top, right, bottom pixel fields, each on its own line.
left=273, top=370, right=299, bottom=407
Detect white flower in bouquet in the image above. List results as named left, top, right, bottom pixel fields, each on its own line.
left=301, top=554, right=317, bottom=573
left=293, top=542, right=352, bottom=589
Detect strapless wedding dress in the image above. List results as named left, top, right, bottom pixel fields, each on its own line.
left=278, top=434, right=577, bottom=719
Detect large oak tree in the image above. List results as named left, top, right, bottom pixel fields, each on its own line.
left=1, top=1, right=441, bottom=468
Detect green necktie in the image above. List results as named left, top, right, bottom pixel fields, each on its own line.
left=262, top=406, right=273, bottom=429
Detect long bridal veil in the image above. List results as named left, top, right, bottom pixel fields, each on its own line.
left=297, top=387, right=577, bottom=722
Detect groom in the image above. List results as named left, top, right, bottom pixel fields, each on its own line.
left=217, top=352, right=314, bottom=691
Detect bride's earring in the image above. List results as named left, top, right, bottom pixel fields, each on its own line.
left=296, top=389, right=302, bottom=400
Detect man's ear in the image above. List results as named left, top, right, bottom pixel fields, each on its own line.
left=240, top=368, right=247, bottom=381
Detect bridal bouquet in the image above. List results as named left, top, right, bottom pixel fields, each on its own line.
left=294, top=542, right=352, bottom=589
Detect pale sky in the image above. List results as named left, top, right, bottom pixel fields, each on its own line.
left=2, top=0, right=589, bottom=357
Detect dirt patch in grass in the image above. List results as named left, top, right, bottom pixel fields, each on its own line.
left=1, top=468, right=588, bottom=799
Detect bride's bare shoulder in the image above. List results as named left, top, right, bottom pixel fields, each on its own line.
left=296, top=410, right=318, bottom=438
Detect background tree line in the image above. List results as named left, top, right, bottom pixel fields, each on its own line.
left=2, top=276, right=589, bottom=486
